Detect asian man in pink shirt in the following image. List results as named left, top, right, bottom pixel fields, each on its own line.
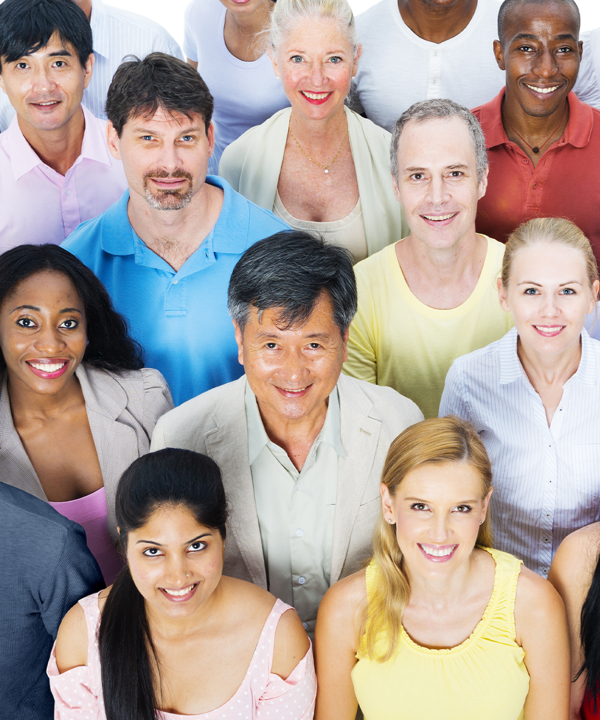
left=0, top=0, right=127, bottom=251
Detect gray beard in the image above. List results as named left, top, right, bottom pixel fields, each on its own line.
left=144, top=187, right=193, bottom=211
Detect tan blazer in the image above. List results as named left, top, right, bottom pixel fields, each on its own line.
left=151, top=374, right=423, bottom=588
left=0, top=364, right=173, bottom=540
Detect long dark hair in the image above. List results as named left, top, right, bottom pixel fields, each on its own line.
left=99, top=449, right=228, bottom=720
left=579, top=548, right=600, bottom=709
left=0, top=244, right=143, bottom=372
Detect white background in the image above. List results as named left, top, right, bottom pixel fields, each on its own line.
left=107, top=0, right=600, bottom=51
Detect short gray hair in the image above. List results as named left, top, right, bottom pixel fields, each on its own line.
left=390, top=99, right=488, bottom=184
left=269, top=0, right=357, bottom=55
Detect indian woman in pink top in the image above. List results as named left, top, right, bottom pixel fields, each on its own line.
left=0, top=244, right=173, bottom=583
left=49, top=449, right=316, bottom=720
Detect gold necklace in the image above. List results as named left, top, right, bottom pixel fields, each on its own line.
left=288, top=127, right=349, bottom=174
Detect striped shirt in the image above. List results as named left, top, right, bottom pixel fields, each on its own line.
left=439, top=327, right=600, bottom=577
left=0, top=0, right=183, bottom=132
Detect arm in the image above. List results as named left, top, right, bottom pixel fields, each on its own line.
left=438, top=361, right=472, bottom=420
left=40, top=522, right=103, bottom=640
left=257, top=608, right=315, bottom=720
left=141, top=368, right=174, bottom=434
left=314, top=572, right=366, bottom=720
left=343, top=278, right=377, bottom=385
left=515, top=566, right=571, bottom=720
left=187, top=59, right=198, bottom=70
left=548, top=525, right=600, bottom=720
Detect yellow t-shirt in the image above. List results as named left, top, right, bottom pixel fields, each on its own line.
left=343, top=237, right=513, bottom=418
left=352, top=548, right=530, bottom=720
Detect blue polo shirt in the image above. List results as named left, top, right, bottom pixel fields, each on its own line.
left=63, top=177, right=289, bottom=405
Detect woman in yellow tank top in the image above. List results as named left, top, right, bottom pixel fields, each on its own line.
left=315, top=416, right=570, bottom=720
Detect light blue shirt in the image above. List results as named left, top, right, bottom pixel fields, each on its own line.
left=0, top=0, right=183, bottom=132
left=439, top=327, right=600, bottom=578
left=62, top=176, right=289, bottom=406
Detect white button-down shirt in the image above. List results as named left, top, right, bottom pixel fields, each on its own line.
left=439, top=327, right=600, bottom=577
left=0, top=0, right=183, bottom=132
left=246, top=383, right=344, bottom=634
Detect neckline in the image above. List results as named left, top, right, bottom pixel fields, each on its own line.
left=390, top=0, right=485, bottom=49
left=399, top=547, right=500, bottom=655
left=217, top=4, right=270, bottom=69
left=49, top=485, right=105, bottom=508
left=387, top=235, right=496, bottom=318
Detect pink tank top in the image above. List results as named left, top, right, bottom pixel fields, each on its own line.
left=50, top=486, right=122, bottom=584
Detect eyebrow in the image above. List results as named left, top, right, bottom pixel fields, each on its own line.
left=47, top=49, right=73, bottom=58
left=135, top=532, right=212, bottom=546
left=254, top=331, right=332, bottom=340
left=404, top=497, right=479, bottom=503
left=9, top=305, right=82, bottom=314
left=133, top=125, right=203, bottom=135
left=515, top=281, right=583, bottom=286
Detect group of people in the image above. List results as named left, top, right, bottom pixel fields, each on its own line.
left=2, top=0, right=600, bottom=717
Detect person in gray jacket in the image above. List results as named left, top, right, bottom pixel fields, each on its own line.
left=151, top=231, right=423, bottom=633
left=0, top=481, right=103, bottom=720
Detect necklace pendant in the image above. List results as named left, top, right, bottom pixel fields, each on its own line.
left=324, top=168, right=329, bottom=174
left=533, top=147, right=540, bottom=153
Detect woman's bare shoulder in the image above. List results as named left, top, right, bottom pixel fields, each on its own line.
left=54, top=601, right=89, bottom=673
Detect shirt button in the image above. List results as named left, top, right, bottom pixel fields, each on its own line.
left=532, top=182, right=538, bottom=189
left=296, top=529, right=304, bottom=537
left=298, top=576, right=306, bottom=585
left=65, top=189, right=71, bottom=196
left=522, top=158, right=528, bottom=164
left=302, top=622, right=309, bottom=630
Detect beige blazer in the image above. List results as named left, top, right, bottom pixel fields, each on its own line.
left=151, top=373, right=423, bottom=588
left=219, top=107, right=410, bottom=257
left=0, top=364, right=173, bottom=540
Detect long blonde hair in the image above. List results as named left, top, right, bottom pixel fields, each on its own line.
left=361, top=416, right=493, bottom=662
left=501, top=217, right=599, bottom=292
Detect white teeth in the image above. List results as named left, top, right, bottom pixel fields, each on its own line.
left=37, top=101, right=58, bottom=106
left=302, top=91, right=329, bottom=99
left=282, top=386, right=308, bottom=392
left=163, top=584, right=196, bottom=597
left=421, top=545, right=455, bottom=557
left=29, top=361, right=66, bottom=373
left=525, top=84, right=560, bottom=94
left=423, top=213, right=455, bottom=221
left=535, top=326, right=562, bottom=332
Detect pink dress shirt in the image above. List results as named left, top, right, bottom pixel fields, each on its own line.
left=48, top=594, right=317, bottom=719
left=50, top=486, right=123, bottom=585
left=0, top=105, right=127, bottom=251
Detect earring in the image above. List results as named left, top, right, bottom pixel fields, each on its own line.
left=386, top=517, right=394, bottom=524
left=479, top=520, right=483, bottom=525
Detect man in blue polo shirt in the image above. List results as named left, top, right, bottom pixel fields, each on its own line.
left=63, top=53, right=288, bottom=405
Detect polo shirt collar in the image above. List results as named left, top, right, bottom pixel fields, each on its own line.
left=5, top=104, right=111, bottom=181
left=89, top=0, right=110, bottom=59
left=100, top=175, right=252, bottom=258
left=480, top=87, right=593, bottom=150
left=498, top=326, right=597, bottom=387
left=246, top=383, right=345, bottom=465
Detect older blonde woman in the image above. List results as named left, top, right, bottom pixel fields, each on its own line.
left=219, top=0, right=406, bottom=263
left=315, top=416, right=569, bottom=720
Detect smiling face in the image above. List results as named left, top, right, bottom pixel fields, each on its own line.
left=498, top=241, right=598, bottom=361
left=381, top=461, right=492, bottom=578
left=393, top=116, right=487, bottom=250
left=494, top=1, right=581, bottom=119
left=0, top=270, right=87, bottom=398
left=126, top=504, right=224, bottom=620
left=269, top=17, right=359, bottom=122
left=0, top=32, right=93, bottom=133
left=107, top=106, right=214, bottom=211
left=234, top=291, right=347, bottom=429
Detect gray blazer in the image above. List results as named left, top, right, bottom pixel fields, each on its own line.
left=0, top=364, right=173, bottom=540
left=151, top=374, right=423, bottom=588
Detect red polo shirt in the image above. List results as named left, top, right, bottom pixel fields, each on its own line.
left=473, top=89, right=600, bottom=263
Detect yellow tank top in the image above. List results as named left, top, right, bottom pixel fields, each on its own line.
left=351, top=547, right=530, bottom=720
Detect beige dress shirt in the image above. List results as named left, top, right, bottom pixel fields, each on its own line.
left=245, top=383, right=344, bottom=633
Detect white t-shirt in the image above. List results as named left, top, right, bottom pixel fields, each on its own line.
left=352, top=0, right=504, bottom=131
left=184, top=0, right=290, bottom=174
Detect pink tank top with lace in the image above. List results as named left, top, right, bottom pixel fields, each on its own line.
left=48, top=593, right=316, bottom=719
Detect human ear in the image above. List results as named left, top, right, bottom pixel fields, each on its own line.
left=497, top=277, right=510, bottom=313
left=106, top=121, right=122, bottom=161
left=493, top=39, right=506, bottom=71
